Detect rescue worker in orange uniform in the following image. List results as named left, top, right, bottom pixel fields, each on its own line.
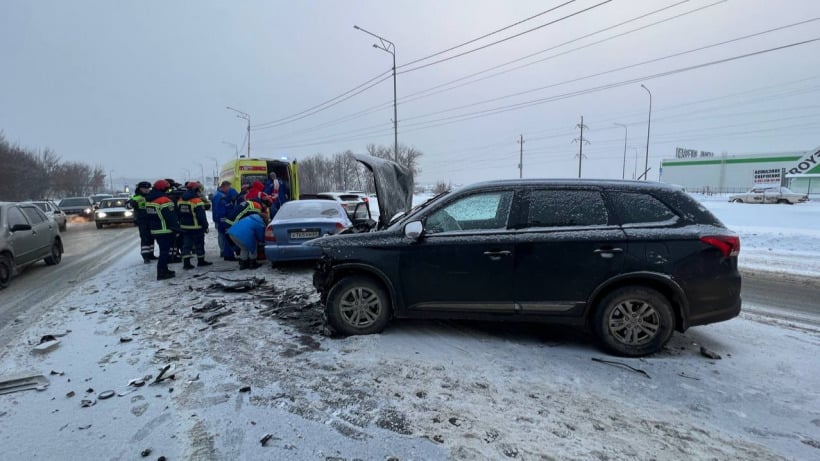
left=145, top=179, right=180, bottom=280
left=177, top=181, right=212, bottom=269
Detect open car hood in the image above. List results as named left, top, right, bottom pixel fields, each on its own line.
left=353, top=153, right=413, bottom=229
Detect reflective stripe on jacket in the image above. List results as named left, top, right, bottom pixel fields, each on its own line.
left=146, top=195, right=178, bottom=235
left=178, top=197, right=204, bottom=230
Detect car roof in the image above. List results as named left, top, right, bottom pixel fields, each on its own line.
left=456, top=179, right=685, bottom=193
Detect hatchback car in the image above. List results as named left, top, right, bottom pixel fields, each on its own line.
left=264, top=199, right=374, bottom=265
left=310, top=162, right=741, bottom=357
left=316, top=192, right=369, bottom=218
left=0, top=202, right=63, bottom=289
left=58, top=197, right=94, bottom=219
left=94, top=198, right=135, bottom=228
left=28, top=200, right=67, bottom=231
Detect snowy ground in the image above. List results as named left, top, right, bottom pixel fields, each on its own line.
left=0, top=194, right=819, bottom=460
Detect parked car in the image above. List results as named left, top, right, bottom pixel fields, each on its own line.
left=728, top=186, right=808, bottom=204
left=28, top=200, right=67, bottom=231
left=0, top=202, right=63, bottom=289
left=264, top=199, right=372, bottom=265
left=58, top=197, right=94, bottom=219
left=89, top=193, right=113, bottom=208
left=310, top=158, right=741, bottom=357
left=94, top=198, right=135, bottom=228
left=315, top=192, right=369, bottom=218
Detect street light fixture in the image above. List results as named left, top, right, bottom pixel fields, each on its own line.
left=613, top=123, right=628, bottom=180
left=226, top=107, right=250, bottom=158
left=354, top=24, right=398, bottom=163
left=640, top=84, right=652, bottom=180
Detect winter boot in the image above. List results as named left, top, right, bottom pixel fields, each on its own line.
left=238, top=259, right=249, bottom=270
left=183, top=258, right=195, bottom=270
left=157, top=271, right=176, bottom=281
left=197, top=257, right=213, bottom=267
left=246, top=259, right=261, bottom=269
left=143, top=257, right=152, bottom=264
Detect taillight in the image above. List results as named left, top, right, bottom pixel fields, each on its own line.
left=363, top=197, right=369, bottom=203
left=700, top=235, right=740, bottom=257
left=264, top=226, right=276, bottom=242
left=335, top=222, right=345, bottom=233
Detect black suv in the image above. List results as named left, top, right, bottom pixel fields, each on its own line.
left=310, top=168, right=740, bottom=356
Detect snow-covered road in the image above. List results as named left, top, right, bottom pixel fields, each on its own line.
left=1, top=195, right=819, bottom=460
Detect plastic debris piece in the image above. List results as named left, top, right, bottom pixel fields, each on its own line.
left=33, top=340, right=61, bottom=353
left=120, top=337, right=133, bottom=343
left=66, top=391, right=75, bottom=398
left=78, top=424, right=92, bottom=430
left=98, top=390, right=115, bottom=400
left=260, top=433, right=273, bottom=446
left=239, top=386, right=251, bottom=393
left=140, top=448, right=152, bottom=457
left=0, top=374, right=50, bottom=395
left=700, top=346, right=722, bottom=360
left=80, top=399, right=96, bottom=408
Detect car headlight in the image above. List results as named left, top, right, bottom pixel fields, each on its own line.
left=124, top=210, right=133, bottom=217
left=96, top=212, right=107, bottom=218
left=84, top=208, right=92, bottom=214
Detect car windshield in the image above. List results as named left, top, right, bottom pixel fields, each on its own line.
left=60, top=198, right=91, bottom=207
left=274, top=201, right=345, bottom=220
left=387, top=191, right=449, bottom=228
left=99, top=198, right=127, bottom=208
left=31, top=202, right=48, bottom=211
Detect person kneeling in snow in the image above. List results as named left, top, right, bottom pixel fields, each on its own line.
left=226, top=212, right=266, bottom=270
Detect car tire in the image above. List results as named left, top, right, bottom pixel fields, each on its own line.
left=96, top=222, right=103, bottom=229
left=731, top=199, right=743, bottom=203
left=326, top=275, right=391, bottom=335
left=593, top=286, right=674, bottom=357
left=0, top=254, right=12, bottom=289
left=44, top=240, right=62, bottom=266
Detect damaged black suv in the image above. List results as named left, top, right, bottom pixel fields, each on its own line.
left=310, top=161, right=741, bottom=356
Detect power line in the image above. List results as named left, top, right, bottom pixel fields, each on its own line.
left=252, top=69, right=392, bottom=129
left=257, top=39, right=820, bottom=151
left=252, top=0, right=716, bottom=139
left=399, top=0, right=578, bottom=68
left=400, top=18, right=820, bottom=125
left=397, top=0, right=614, bottom=74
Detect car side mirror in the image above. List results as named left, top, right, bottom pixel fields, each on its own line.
left=10, top=223, right=32, bottom=232
left=404, top=221, right=423, bottom=240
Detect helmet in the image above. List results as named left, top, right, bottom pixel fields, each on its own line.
left=185, top=181, right=200, bottom=190
left=137, top=181, right=151, bottom=189
left=153, top=179, right=170, bottom=191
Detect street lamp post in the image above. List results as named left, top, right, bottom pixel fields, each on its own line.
left=207, top=156, right=220, bottom=186
left=354, top=25, right=398, bottom=163
left=226, top=107, right=250, bottom=158
left=221, top=141, right=239, bottom=160
left=640, top=84, right=652, bottom=180
left=108, top=170, right=114, bottom=193
left=613, top=123, right=628, bottom=180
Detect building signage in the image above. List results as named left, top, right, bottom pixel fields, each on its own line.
left=787, top=147, right=820, bottom=175
left=675, top=147, right=714, bottom=159
left=753, top=168, right=782, bottom=185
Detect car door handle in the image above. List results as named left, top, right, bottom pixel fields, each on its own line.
left=483, top=250, right=511, bottom=259
left=593, top=248, right=623, bottom=258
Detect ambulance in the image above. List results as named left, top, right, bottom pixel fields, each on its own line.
left=218, top=157, right=299, bottom=199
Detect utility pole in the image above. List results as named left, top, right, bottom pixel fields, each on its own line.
left=226, top=107, right=250, bottom=158
left=613, top=123, right=628, bottom=180
left=640, top=84, right=652, bottom=180
left=517, top=134, right=524, bottom=179
left=572, top=116, right=590, bottom=178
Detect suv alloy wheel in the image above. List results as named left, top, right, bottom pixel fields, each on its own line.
left=326, top=276, right=391, bottom=335
left=593, top=286, right=675, bottom=357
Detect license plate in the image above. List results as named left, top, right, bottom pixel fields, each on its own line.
left=290, top=231, right=320, bottom=239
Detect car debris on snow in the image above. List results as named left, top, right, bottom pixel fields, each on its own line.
left=700, top=346, right=723, bottom=360
left=80, top=399, right=96, bottom=407
left=33, top=335, right=61, bottom=353
left=591, top=357, right=651, bottom=379
left=259, top=433, right=274, bottom=446
left=0, top=373, right=49, bottom=395
left=153, top=363, right=176, bottom=384
left=207, top=276, right=267, bottom=292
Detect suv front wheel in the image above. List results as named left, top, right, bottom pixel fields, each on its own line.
left=593, top=286, right=674, bottom=357
left=326, top=275, right=391, bottom=335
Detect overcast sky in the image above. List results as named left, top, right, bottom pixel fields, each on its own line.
left=2, top=0, right=820, bottom=188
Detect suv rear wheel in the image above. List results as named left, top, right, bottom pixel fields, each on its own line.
left=326, top=275, right=391, bottom=335
left=593, top=286, right=674, bottom=357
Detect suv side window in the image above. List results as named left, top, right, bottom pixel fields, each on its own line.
left=8, top=206, right=29, bottom=228
left=21, top=206, right=47, bottom=225
left=609, top=191, right=678, bottom=225
left=526, top=189, right=608, bottom=227
left=426, top=191, right=513, bottom=234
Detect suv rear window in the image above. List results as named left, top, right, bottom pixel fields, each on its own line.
left=608, top=191, right=678, bottom=225
left=527, top=189, right=608, bottom=227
